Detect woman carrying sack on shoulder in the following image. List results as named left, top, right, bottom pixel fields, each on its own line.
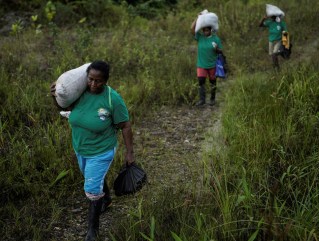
left=191, top=13, right=224, bottom=107
left=51, top=60, right=134, bottom=241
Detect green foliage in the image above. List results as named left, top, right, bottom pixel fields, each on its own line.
left=1, top=0, right=319, bottom=240
left=217, top=63, right=319, bottom=240
left=11, top=20, right=24, bottom=36
left=45, top=1, right=56, bottom=22
left=140, top=216, right=156, bottom=240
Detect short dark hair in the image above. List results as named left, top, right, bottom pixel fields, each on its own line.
left=87, top=60, right=110, bottom=82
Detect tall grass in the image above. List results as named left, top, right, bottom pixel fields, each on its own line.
left=218, top=63, right=319, bottom=240
left=1, top=0, right=319, bottom=240
left=108, top=0, right=319, bottom=238
left=110, top=63, right=319, bottom=241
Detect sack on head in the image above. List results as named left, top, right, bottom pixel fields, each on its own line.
left=266, top=4, right=285, bottom=17
left=195, top=11, right=219, bottom=33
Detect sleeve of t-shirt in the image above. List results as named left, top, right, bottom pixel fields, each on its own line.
left=195, top=32, right=201, bottom=41
left=195, top=31, right=204, bottom=41
left=264, top=19, right=271, bottom=27
left=111, top=91, right=129, bottom=124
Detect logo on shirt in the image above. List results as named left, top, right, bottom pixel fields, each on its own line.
left=277, top=26, right=281, bottom=31
left=212, top=41, right=217, bottom=48
left=98, top=108, right=110, bottom=121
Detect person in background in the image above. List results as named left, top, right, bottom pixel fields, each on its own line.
left=51, top=60, right=134, bottom=241
left=259, top=14, right=288, bottom=69
left=191, top=17, right=223, bottom=106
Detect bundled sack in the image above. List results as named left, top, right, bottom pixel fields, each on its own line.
left=195, top=9, right=219, bottom=33
left=55, top=63, right=91, bottom=108
left=266, top=4, right=285, bottom=17
left=113, top=163, right=147, bottom=196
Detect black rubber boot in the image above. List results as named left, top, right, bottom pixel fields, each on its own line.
left=209, top=80, right=216, bottom=106
left=85, top=198, right=103, bottom=241
left=272, top=54, right=279, bottom=69
left=196, top=85, right=206, bottom=106
left=101, top=182, right=112, bottom=214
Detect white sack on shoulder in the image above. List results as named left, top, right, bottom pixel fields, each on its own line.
left=266, top=4, right=285, bottom=17
left=195, top=12, right=219, bottom=33
left=55, top=63, right=91, bottom=108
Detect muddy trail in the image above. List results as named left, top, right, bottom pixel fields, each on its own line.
left=49, top=80, right=229, bottom=241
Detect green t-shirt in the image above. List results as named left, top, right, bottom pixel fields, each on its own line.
left=69, top=86, right=129, bottom=157
left=195, top=32, right=223, bottom=68
left=263, top=19, right=287, bottom=42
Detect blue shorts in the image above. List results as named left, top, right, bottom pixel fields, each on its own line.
left=76, top=148, right=116, bottom=200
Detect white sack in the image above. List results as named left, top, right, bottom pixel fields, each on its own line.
left=200, top=9, right=208, bottom=15
left=55, top=63, right=91, bottom=108
left=266, top=4, right=285, bottom=17
left=195, top=11, right=219, bottom=33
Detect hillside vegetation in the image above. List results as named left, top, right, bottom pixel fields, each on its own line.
left=0, top=0, right=318, bottom=240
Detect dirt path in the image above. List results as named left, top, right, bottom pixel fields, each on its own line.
left=49, top=36, right=319, bottom=240
left=50, top=79, right=229, bottom=241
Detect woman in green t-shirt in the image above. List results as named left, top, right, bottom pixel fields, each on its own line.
left=191, top=16, right=224, bottom=106
left=51, top=60, right=134, bottom=241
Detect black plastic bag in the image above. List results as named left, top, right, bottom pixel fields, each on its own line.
left=279, top=43, right=292, bottom=59
left=113, top=162, right=147, bottom=196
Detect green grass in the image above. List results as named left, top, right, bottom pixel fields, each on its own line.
left=1, top=0, right=319, bottom=240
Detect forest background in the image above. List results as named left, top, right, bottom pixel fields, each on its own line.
left=0, top=0, right=318, bottom=240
